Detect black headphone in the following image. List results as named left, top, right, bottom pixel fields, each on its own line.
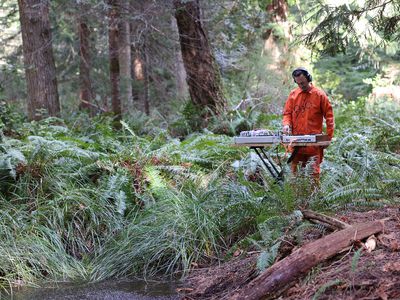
left=292, top=67, right=312, bottom=83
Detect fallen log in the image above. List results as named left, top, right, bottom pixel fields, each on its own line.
left=229, top=220, right=385, bottom=300
left=301, top=209, right=351, bottom=230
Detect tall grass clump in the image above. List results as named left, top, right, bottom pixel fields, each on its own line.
left=0, top=118, right=142, bottom=287
left=89, top=179, right=225, bottom=280
left=88, top=177, right=282, bottom=281
left=0, top=198, right=86, bottom=291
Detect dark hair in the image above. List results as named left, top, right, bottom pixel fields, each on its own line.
left=292, top=67, right=312, bottom=82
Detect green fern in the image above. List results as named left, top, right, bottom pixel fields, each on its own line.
left=351, top=248, right=363, bottom=273
left=0, top=139, right=26, bottom=184
left=256, top=242, right=281, bottom=272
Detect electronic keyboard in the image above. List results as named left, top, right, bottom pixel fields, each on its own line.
left=234, top=130, right=331, bottom=146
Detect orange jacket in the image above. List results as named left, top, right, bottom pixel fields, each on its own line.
left=282, top=85, right=334, bottom=139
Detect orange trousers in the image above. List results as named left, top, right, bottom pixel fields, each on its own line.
left=290, top=146, right=324, bottom=180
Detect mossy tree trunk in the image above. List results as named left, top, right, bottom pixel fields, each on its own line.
left=174, top=0, right=226, bottom=120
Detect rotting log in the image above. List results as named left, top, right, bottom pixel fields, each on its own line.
left=229, top=220, right=385, bottom=300
left=302, top=210, right=351, bottom=230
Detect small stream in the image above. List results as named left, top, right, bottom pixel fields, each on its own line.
left=8, top=279, right=180, bottom=300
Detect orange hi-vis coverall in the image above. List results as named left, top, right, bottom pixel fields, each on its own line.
left=282, top=85, right=334, bottom=178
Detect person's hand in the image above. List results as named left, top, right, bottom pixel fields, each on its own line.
left=282, top=125, right=291, bottom=135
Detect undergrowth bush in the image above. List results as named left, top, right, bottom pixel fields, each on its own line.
left=0, top=102, right=399, bottom=292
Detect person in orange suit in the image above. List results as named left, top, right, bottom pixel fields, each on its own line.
left=282, top=67, right=335, bottom=181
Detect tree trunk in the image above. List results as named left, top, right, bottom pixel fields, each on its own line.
left=18, top=0, right=60, bottom=121
left=264, top=0, right=288, bottom=40
left=108, top=0, right=121, bottom=127
left=129, top=1, right=150, bottom=115
left=132, top=45, right=149, bottom=115
left=129, top=22, right=139, bottom=105
left=262, top=0, right=293, bottom=72
left=174, top=0, right=226, bottom=119
left=78, top=8, right=95, bottom=115
left=230, top=220, right=385, bottom=300
left=118, top=1, right=133, bottom=115
left=170, top=14, right=188, bottom=100
left=143, top=41, right=150, bottom=116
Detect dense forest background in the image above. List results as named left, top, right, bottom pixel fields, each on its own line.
left=0, top=0, right=399, bottom=296
left=2, top=0, right=398, bottom=124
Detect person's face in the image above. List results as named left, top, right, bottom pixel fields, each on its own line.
left=294, top=74, right=311, bottom=92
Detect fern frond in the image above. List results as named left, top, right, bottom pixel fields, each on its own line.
left=155, top=165, right=203, bottom=183
left=256, top=242, right=281, bottom=272
left=351, top=248, right=363, bottom=273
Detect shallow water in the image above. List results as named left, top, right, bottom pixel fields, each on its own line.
left=8, top=279, right=180, bottom=300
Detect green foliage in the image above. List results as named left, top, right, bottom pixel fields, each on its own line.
left=300, top=0, right=400, bottom=54
left=0, top=95, right=399, bottom=289
left=0, top=101, right=26, bottom=136
left=252, top=211, right=303, bottom=272
left=1, top=0, right=400, bottom=288
left=313, top=48, right=378, bottom=101
left=211, top=1, right=268, bottom=52
left=90, top=180, right=225, bottom=280
left=2, top=74, right=400, bottom=284
left=256, top=241, right=281, bottom=272
left=0, top=224, right=86, bottom=285
left=209, top=106, right=265, bottom=136
left=351, top=248, right=363, bottom=273
left=170, top=100, right=206, bottom=136
left=0, top=138, right=25, bottom=183
left=314, top=104, right=400, bottom=210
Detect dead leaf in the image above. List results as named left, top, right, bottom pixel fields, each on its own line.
left=339, top=216, right=350, bottom=223
left=233, top=249, right=243, bottom=257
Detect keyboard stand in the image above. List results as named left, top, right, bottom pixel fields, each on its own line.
left=234, top=135, right=331, bottom=185
left=251, top=146, right=283, bottom=184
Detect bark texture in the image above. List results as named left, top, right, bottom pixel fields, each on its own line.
left=302, top=210, right=352, bottom=230
left=265, top=0, right=288, bottom=38
left=18, top=0, right=60, bottom=120
left=230, top=220, right=385, bottom=300
left=129, top=1, right=150, bottom=115
left=174, top=0, right=225, bottom=117
left=171, top=14, right=188, bottom=100
left=263, top=0, right=291, bottom=70
left=78, top=9, right=94, bottom=115
left=132, top=47, right=149, bottom=115
left=108, top=0, right=121, bottom=125
left=118, top=1, right=133, bottom=114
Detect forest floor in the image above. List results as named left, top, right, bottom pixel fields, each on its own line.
left=178, top=205, right=400, bottom=300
